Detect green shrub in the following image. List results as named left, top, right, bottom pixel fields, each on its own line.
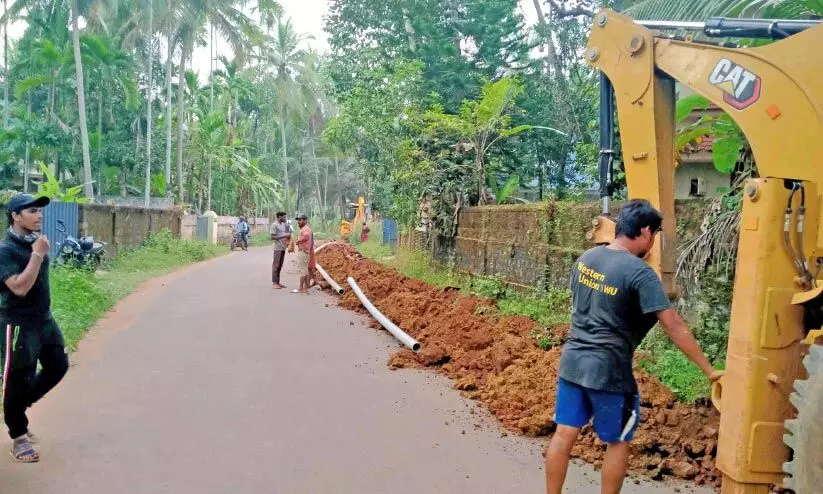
left=50, top=267, right=112, bottom=351
left=691, top=264, right=733, bottom=363
left=638, top=347, right=710, bottom=402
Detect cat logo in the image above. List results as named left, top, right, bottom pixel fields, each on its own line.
left=708, top=58, right=761, bottom=110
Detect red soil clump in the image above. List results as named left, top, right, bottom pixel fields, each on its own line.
left=316, top=243, right=721, bottom=488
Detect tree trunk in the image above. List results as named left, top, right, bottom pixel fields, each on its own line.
left=164, top=28, right=173, bottom=197
left=209, top=22, right=214, bottom=108
left=206, top=161, right=212, bottom=211
left=323, top=160, right=329, bottom=230
left=536, top=142, right=544, bottom=201
left=145, top=1, right=154, bottom=207
left=23, top=97, right=31, bottom=193
left=313, top=159, right=323, bottom=230
left=278, top=105, right=290, bottom=212
left=401, top=6, right=416, bottom=52
left=71, top=0, right=95, bottom=199
left=176, top=43, right=187, bottom=204
left=3, top=0, right=8, bottom=130
left=531, top=0, right=556, bottom=72
left=296, top=150, right=303, bottom=211
left=119, top=167, right=127, bottom=197
left=48, top=72, right=56, bottom=117
left=334, top=157, right=343, bottom=218
left=476, top=153, right=485, bottom=205
left=97, top=86, right=103, bottom=164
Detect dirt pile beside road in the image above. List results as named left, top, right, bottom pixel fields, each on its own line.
left=316, top=243, right=721, bottom=488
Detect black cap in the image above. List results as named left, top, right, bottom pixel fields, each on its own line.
left=295, top=213, right=307, bottom=220
left=7, top=194, right=50, bottom=213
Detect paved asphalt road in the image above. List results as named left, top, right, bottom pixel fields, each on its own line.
left=0, top=247, right=711, bottom=494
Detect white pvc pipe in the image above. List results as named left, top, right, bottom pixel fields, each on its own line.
left=347, top=277, right=421, bottom=353
left=316, top=263, right=344, bottom=295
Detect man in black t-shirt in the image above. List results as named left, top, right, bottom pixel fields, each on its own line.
left=545, top=200, right=722, bottom=494
left=0, top=194, right=68, bottom=463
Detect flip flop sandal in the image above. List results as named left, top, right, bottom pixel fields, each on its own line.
left=10, top=440, right=39, bottom=463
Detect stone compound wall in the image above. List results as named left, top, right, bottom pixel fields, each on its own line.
left=78, top=204, right=183, bottom=258
left=431, top=199, right=709, bottom=290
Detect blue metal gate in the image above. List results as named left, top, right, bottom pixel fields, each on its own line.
left=42, top=202, right=78, bottom=258
left=382, top=218, right=398, bottom=245
left=196, top=215, right=210, bottom=241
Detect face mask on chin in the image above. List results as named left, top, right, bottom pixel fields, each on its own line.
left=7, top=227, right=39, bottom=245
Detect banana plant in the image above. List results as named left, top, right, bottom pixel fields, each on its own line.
left=35, top=163, right=90, bottom=203
left=675, top=94, right=745, bottom=175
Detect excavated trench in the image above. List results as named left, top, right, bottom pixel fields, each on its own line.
left=316, top=243, right=722, bottom=488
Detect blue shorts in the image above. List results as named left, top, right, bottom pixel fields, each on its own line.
left=553, top=377, right=640, bottom=443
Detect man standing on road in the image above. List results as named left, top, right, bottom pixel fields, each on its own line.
left=270, top=211, right=291, bottom=289
left=545, top=199, right=722, bottom=494
left=0, top=194, right=69, bottom=463
left=292, top=214, right=313, bottom=294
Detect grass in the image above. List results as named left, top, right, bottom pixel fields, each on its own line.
left=638, top=325, right=724, bottom=402
left=356, top=223, right=573, bottom=329
left=250, top=230, right=271, bottom=247
left=638, top=344, right=712, bottom=402
left=50, top=230, right=224, bottom=351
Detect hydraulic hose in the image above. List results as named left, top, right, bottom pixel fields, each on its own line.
left=784, top=183, right=809, bottom=286
left=598, top=72, right=615, bottom=216
left=795, top=184, right=813, bottom=288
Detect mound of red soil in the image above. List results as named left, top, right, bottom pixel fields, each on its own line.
left=316, top=243, right=721, bottom=488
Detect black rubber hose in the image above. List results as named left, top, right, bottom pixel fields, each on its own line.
left=598, top=72, right=615, bottom=214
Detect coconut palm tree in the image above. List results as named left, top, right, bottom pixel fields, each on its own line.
left=625, top=0, right=821, bottom=22
left=261, top=18, right=317, bottom=213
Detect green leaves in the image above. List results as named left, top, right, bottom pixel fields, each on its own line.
left=35, top=164, right=90, bottom=203
left=675, top=123, right=714, bottom=152
left=676, top=92, right=746, bottom=174
left=14, top=76, right=50, bottom=100
left=495, top=174, right=520, bottom=205
left=675, top=94, right=710, bottom=124
left=475, top=77, right=524, bottom=131
left=712, top=135, right=744, bottom=173
left=500, top=124, right=532, bottom=138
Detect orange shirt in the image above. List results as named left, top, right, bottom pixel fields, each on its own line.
left=297, top=225, right=313, bottom=252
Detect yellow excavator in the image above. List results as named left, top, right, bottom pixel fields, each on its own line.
left=339, top=196, right=367, bottom=239
left=585, top=10, right=822, bottom=494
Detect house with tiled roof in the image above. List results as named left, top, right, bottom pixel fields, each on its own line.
left=675, top=85, right=733, bottom=199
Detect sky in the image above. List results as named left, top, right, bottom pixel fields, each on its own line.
left=2, top=0, right=541, bottom=82
left=189, top=0, right=540, bottom=80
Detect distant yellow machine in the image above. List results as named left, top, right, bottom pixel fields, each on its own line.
left=585, top=10, right=823, bottom=493
left=339, top=196, right=367, bottom=239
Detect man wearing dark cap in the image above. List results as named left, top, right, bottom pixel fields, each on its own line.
left=0, top=194, right=68, bottom=463
left=292, top=213, right=313, bottom=294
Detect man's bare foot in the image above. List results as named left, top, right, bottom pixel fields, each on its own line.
left=272, top=283, right=284, bottom=289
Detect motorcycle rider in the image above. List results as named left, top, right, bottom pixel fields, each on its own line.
left=235, top=216, right=250, bottom=249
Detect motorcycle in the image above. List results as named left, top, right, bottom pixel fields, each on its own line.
left=55, top=220, right=107, bottom=268
left=230, top=231, right=249, bottom=251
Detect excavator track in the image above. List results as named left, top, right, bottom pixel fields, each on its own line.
left=782, top=344, right=823, bottom=494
